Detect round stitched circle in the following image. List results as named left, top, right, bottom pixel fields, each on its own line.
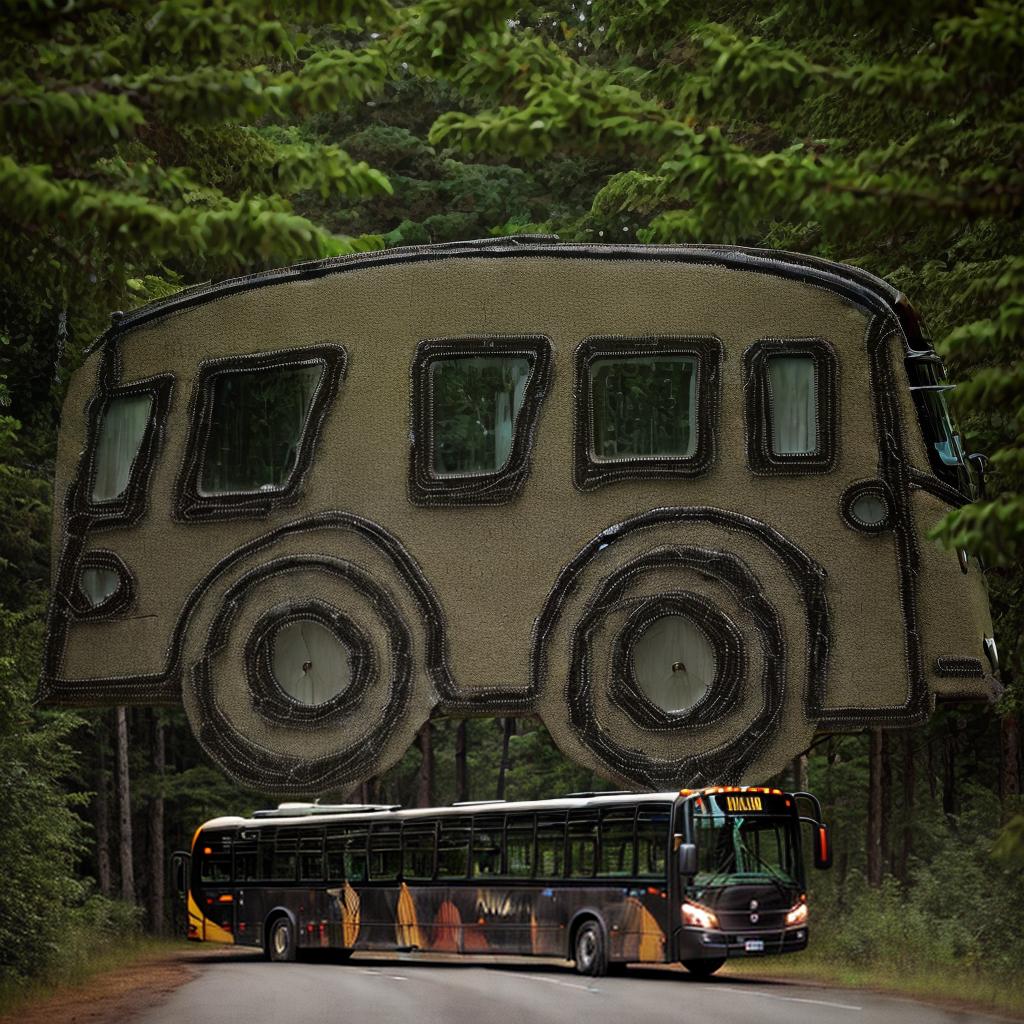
left=840, top=479, right=893, bottom=534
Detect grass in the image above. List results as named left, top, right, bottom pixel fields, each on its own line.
left=0, top=935, right=187, bottom=1018
left=722, top=952, right=1024, bottom=1019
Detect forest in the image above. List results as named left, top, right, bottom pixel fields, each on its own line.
left=1, top=0, right=1022, bottom=1012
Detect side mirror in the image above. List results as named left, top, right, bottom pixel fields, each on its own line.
left=171, top=851, right=191, bottom=899
left=968, top=452, right=988, bottom=498
left=813, top=824, right=832, bottom=870
left=678, top=842, right=698, bottom=877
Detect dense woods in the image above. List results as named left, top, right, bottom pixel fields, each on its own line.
left=1, top=0, right=1022, bottom=1006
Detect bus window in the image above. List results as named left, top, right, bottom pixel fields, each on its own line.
left=431, top=357, right=531, bottom=475
left=598, top=808, right=636, bottom=878
left=590, top=355, right=697, bottom=460
left=199, top=362, right=323, bottom=495
left=369, top=823, right=401, bottom=880
left=567, top=811, right=598, bottom=878
left=325, top=825, right=368, bottom=882
left=506, top=813, right=535, bottom=878
left=636, top=804, right=670, bottom=878
left=234, top=839, right=258, bottom=882
left=536, top=813, right=566, bottom=877
left=91, top=393, right=153, bottom=502
left=270, top=829, right=300, bottom=882
left=299, top=832, right=324, bottom=882
left=403, top=822, right=437, bottom=881
left=437, top=820, right=470, bottom=879
left=471, top=815, right=504, bottom=877
left=199, top=832, right=232, bottom=883
left=768, top=355, right=817, bottom=455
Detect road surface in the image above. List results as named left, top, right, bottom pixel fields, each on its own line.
left=135, top=950, right=1010, bottom=1024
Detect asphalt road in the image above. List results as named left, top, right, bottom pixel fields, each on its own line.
left=134, top=950, right=1011, bottom=1024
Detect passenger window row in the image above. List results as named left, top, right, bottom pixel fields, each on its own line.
left=88, top=337, right=829, bottom=511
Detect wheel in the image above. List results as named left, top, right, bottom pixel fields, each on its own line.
left=268, top=917, right=297, bottom=962
left=683, top=957, right=725, bottom=978
left=574, top=920, right=608, bottom=977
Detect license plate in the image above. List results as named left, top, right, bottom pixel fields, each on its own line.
left=744, top=939, right=765, bottom=953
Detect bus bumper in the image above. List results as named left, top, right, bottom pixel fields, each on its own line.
left=677, top=925, right=809, bottom=960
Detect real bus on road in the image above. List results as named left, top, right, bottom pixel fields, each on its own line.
left=173, top=786, right=832, bottom=978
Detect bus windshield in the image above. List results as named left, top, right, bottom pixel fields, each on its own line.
left=691, top=812, right=801, bottom=888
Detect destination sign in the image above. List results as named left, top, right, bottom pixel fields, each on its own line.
left=700, top=791, right=791, bottom=816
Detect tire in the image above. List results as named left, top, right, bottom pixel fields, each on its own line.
left=573, top=920, right=609, bottom=977
left=683, top=957, right=725, bottom=978
left=268, top=917, right=297, bottom=963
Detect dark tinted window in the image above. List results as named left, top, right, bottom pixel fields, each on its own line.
left=598, top=808, right=636, bottom=878
left=506, top=814, right=534, bottom=878
left=536, top=813, right=566, bottom=878
left=198, top=832, right=233, bottom=883
left=471, top=815, right=504, bottom=878
left=438, top=821, right=470, bottom=879
left=637, top=804, right=670, bottom=878
left=369, top=823, right=401, bottom=881
left=403, top=823, right=437, bottom=881
left=200, top=363, right=323, bottom=494
left=568, top=812, right=598, bottom=878
left=325, top=825, right=368, bottom=882
left=299, top=832, right=324, bottom=882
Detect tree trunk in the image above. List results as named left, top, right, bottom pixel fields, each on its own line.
left=898, top=730, right=915, bottom=884
left=495, top=718, right=515, bottom=800
left=116, top=706, right=136, bottom=903
left=455, top=720, right=469, bottom=803
left=942, top=716, right=958, bottom=819
left=792, top=753, right=808, bottom=793
left=148, top=712, right=166, bottom=934
left=867, top=728, right=884, bottom=887
left=1001, top=711, right=1021, bottom=810
left=95, top=725, right=112, bottom=898
left=880, top=730, right=892, bottom=876
left=415, top=721, right=434, bottom=808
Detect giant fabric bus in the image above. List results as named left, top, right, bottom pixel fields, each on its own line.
left=42, top=238, right=998, bottom=793
left=173, top=787, right=832, bottom=977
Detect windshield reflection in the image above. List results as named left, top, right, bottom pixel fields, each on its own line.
left=692, top=812, right=800, bottom=889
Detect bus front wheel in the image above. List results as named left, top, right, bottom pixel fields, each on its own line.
left=573, top=921, right=609, bottom=977
left=683, top=958, right=725, bottom=978
left=268, top=917, right=297, bottom=963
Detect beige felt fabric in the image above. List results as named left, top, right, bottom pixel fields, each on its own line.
left=49, top=253, right=997, bottom=788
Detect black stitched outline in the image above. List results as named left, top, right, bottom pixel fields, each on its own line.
left=839, top=479, right=895, bottom=535
left=744, top=337, right=838, bottom=475
left=935, top=656, right=985, bottom=678
left=609, top=591, right=746, bottom=732
left=69, top=550, right=136, bottom=620
left=175, top=345, right=347, bottom=522
left=408, top=335, right=553, bottom=507
left=68, top=352, right=174, bottom=529
left=192, top=555, right=414, bottom=791
left=245, top=599, right=376, bottom=726
left=567, top=546, right=785, bottom=788
left=907, top=467, right=970, bottom=509
left=531, top=508, right=831, bottom=787
left=572, top=336, right=722, bottom=490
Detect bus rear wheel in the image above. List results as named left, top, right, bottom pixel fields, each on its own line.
left=574, top=921, right=609, bottom=977
left=268, top=917, right=297, bottom=963
left=683, top=958, right=725, bottom=978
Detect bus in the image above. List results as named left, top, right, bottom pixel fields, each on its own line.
left=43, top=238, right=998, bottom=794
left=172, top=786, right=831, bottom=978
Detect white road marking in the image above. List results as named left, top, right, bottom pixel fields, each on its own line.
left=389, top=976, right=409, bottom=981
left=522, top=974, right=600, bottom=994
left=718, top=986, right=862, bottom=1011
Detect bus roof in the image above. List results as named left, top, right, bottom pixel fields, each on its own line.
left=90, top=237, right=920, bottom=357
left=196, top=786, right=789, bottom=832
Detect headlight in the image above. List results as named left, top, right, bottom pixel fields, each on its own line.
left=785, top=901, right=808, bottom=926
left=682, top=902, right=719, bottom=929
